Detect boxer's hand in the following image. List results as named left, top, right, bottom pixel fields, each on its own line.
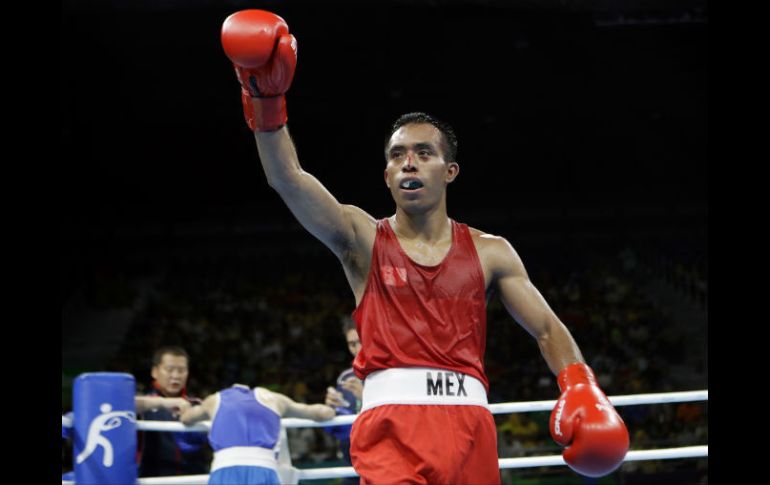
left=549, top=363, right=629, bottom=477
left=220, top=9, right=298, bottom=131
left=325, top=386, right=350, bottom=408
left=164, top=398, right=192, bottom=418
left=317, top=404, right=336, bottom=422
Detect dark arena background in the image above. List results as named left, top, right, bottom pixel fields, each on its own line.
left=61, top=0, right=707, bottom=483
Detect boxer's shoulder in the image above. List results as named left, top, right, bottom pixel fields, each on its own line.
left=468, top=228, right=525, bottom=279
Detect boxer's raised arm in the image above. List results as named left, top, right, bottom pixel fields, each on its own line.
left=222, top=10, right=374, bottom=258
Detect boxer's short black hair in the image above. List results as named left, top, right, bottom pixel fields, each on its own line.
left=386, top=112, right=458, bottom=164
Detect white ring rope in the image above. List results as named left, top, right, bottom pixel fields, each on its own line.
left=62, top=389, right=708, bottom=431
left=298, top=447, right=709, bottom=478
left=61, top=389, right=708, bottom=484
left=61, top=447, right=709, bottom=484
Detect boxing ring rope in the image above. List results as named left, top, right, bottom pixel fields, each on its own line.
left=277, top=389, right=709, bottom=429
left=62, top=389, right=708, bottom=484
left=79, top=446, right=706, bottom=485
left=61, top=389, right=708, bottom=431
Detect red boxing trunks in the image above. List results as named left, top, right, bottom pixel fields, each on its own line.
left=350, top=368, right=500, bottom=485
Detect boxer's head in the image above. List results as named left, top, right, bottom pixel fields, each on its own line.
left=384, top=112, right=460, bottom=214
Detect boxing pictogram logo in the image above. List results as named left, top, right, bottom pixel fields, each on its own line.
left=76, top=403, right=136, bottom=467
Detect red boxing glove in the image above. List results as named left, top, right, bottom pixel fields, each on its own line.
left=549, top=363, right=629, bottom=477
left=220, top=10, right=298, bottom=131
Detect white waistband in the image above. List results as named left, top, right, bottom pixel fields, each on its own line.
left=361, top=367, right=489, bottom=413
left=211, top=446, right=277, bottom=472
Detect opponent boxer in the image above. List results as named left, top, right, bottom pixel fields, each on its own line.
left=180, top=384, right=334, bottom=485
left=220, top=9, right=629, bottom=484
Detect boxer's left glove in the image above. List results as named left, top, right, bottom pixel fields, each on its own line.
left=220, top=10, right=297, bottom=131
left=549, top=363, right=629, bottom=477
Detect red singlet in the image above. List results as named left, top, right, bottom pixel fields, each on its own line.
left=350, top=218, right=500, bottom=485
left=352, top=218, right=489, bottom=390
